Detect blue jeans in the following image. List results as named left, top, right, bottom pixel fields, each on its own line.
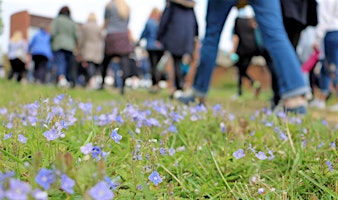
left=111, top=61, right=122, bottom=88
left=54, top=49, right=74, bottom=79
left=193, top=0, right=310, bottom=99
left=319, top=31, right=338, bottom=95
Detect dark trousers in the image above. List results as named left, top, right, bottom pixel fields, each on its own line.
left=8, top=58, right=26, bottom=82
left=101, top=54, right=130, bottom=93
left=236, top=54, right=255, bottom=96
left=147, top=50, right=164, bottom=86
left=32, top=55, right=48, bottom=83
left=172, top=54, right=184, bottom=91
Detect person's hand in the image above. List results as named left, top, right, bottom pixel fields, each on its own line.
left=313, top=42, right=320, bottom=51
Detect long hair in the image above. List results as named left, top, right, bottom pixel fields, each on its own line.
left=149, top=7, right=161, bottom=21
left=59, top=6, right=71, bottom=17
left=10, top=31, right=23, bottom=42
left=114, top=0, right=130, bottom=20
left=87, top=12, right=97, bottom=23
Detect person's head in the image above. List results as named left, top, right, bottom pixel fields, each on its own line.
left=149, top=7, right=161, bottom=21
left=113, top=0, right=130, bottom=20
left=10, top=30, right=23, bottom=42
left=87, top=12, right=97, bottom=23
left=58, top=6, right=71, bottom=17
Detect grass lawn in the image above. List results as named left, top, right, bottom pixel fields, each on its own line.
left=0, top=75, right=337, bottom=199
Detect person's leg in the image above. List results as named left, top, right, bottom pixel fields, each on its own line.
left=54, top=50, right=67, bottom=82
left=100, top=54, right=114, bottom=89
left=148, top=50, right=163, bottom=88
left=192, top=0, right=237, bottom=98
left=172, top=54, right=184, bottom=91
left=250, top=0, right=310, bottom=113
left=8, top=59, right=16, bottom=80
left=119, top=55, right=131, bottom=95
left=236, top=55, right=252, bottom=96
left=16, top=59, right=26, bottom=82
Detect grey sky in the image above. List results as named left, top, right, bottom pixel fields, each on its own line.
left=0, top=0, right=237, bottom=53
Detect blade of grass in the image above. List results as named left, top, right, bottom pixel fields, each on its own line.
left=299, top=171, right=337, bottom=197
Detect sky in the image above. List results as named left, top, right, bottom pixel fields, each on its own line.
left=0, top=0, right=237, bottom=53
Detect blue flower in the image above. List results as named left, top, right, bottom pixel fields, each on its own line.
left=148, top=171, right=163, bottom=186
left=111, top=128, right=122, bottom=144
left=257, top=187, right=265, bottom=194
left=35, top=168, right=55, bottom=190
left=54, top=94, right=65, bottom=104
left=326, top=161, right=333, bottom=172
left=255, top=151, right=267, bottom=160
left=43, top=129, right=59, bottom=141
left=6, top=122, right=13, bottom=129
left=331, top=141, right=336, bottom=148
left=80, top=143, right=93, bottom=155
left=61, top=174, right=75, bottom=194
left=104, top=176, right=120, bottom=190
left=159, top=148, right=166, bottom=155
left=169, top=147, right=175, bottom=156
left=31, top=188, right=48, bottom=200
left=279, top=132, right=288, bottom=141
left=92, top=146, right=101, bottom=159
left=168, top=125, right=178, bottom=133
left=5, top=179, right=31, bottom=200
left=220, top=122, right=226, bottom=133
left=233, top=149, right=245, bottom=159
left=4, top=132, right=12, bottom=140
left=89, top=181, right=114, bottom=200
left=18, top=134, right=28, bottom=144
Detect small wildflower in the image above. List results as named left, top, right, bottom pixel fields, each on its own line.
left=6, top=122, right=13, bottom=129
left=317, top=142, right=324, bottom=148
left=35, top=168, right=55, bottom=190
left=169, top=147, right=175, bottom=156
left=148, top=171, right=163, bottom=186
left=326, top=161, right=333, bottom=172
left=256, top=151, right=267, bottom=160
left=279, top=132, right=288, bottom=141
left=80, top=143, right=93, bottom=155
left=60, top=174, right=75, bottom=194
left=18, top=134, right=28, bottom=144
left=111, top=128, right=122, bottom=144
left=330, top=141, right=336, bottom=148
left=220, top=122, right=226, bottom=133
left=168, top=125, right=178, bottom=133
left=4, top=132, right=12, bottom=140
left=5, top=179, right=31, bottom=200
left=104, top=176, right=120, bottom=190
left=89, top=181, right=114, bottom=200
left=159, top=148, right=166, bottom=155
left=233, top=149, right=245, bottom=159
left=92, top=146, right=101, bottom=159
left=257, top=187, right=265, bottom=194
left=43, top=129, right=59, bottom=141
left=31, top=189, right=48, bottom=200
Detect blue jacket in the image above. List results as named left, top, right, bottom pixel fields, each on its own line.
left=140, top=19, right=163, bottom=50
left=29, top=29, right=53, bottom=60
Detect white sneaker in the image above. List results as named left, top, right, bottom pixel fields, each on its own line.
left=309, top=98, right=326, bottom=110
left=57, top=78, right=70, bottom=88
left=328, top=103, right=338, bottom=112
left=231, top=94, right=240, bottom=101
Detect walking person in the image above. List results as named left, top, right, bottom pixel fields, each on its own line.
left=51, top=6, right=79, bottom=88
left=309, top=0, right=338, bottom=111
left=139, top=7, right=164, bottom=93
left=180, top=0, right=310, bottom=115
left=78, top=12, right=104, bottom=89
left=157, top=0, right=198, bottom=98
left=29, top=24, right=53, bottom=84
left=7, top=30, right=29, bottom=82
left=100, top=0, right=134, bottom=95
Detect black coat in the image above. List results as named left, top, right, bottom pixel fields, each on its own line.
left=157, top=1, right=198, bottom=56
left=281, top=0, right=318, bottom=28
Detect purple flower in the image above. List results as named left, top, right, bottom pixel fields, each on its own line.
left=4, top=132, right=12, bottom=140
left=31, top=189, right=48, bottom=200
left=0, top=187, right=5, bottom=199
left=89, top=181, right=114, bottom=200
left=168, top=125, right=178, bottom=133
left=61, top=174, right=75, bottom=194
left=169, top=147, right=175, bottom=156
left=6, top=122, right=13, bottom=129
left=18, top=134, right=28, bottom=144
left=5, top=179, right=31, bottom=200
left=35, top=168, right=55, bottom=190
left=43, top=129, right=59, bottom=141
left=257, top=187, right=265, bottom=194
left=148, top=171, right=163, bottom=186
left=256, top=151, right=267, bottom=160
left=279, top=132, right=288, bottom=141
left=331, top=141, right=336, bottom=148
left=233, top=149, right=245, bottom=159
left=80, top=143, right=93, bottom=155
left=159, top=148, right=166, bottom=155
left=111, top=128, right=122, bottom=144
left=220, top=122, right=226, bottom=133
left=104, top=176, right=120, bottom=190
left=318, top=142, right=324, bottom=148
left=92, top=146, right=101, bottom=159
left=54, top=94, right=64, bottom=104
left=326, top=161, right=333, bottom=172
left=0, top=171, right=15, bottom=183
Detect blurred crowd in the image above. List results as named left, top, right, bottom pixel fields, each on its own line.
left=2, top=0, right=338, bottom=114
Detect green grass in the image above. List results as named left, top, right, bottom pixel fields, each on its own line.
left=0, top=77, right=337, bottom=199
